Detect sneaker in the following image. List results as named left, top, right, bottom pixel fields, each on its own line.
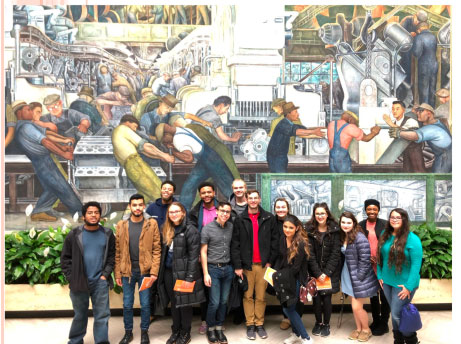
left=215, top=329, right=228, bottom=344
left=284, top=332, right=302, bottom=344
left=207, top=330, right=219, bottom=344
left=199, top=321, right=207, bottom=335
left=357, top=330, right=372, bottom=342
left=119, top=330, right=133, bottom=344
left=348, top=330, right=360, bottom=340
left=320, top=324, right=330, bottom=337
left=177, top=331, right=191, bottom=344
left=256, top=325, right=268, bottom=339
left=166, top=331, right=180, bottom=344
left=246, top=326, right=256, bottom=340
left=300, top=337, right=314, bottom=343
left=312, top=323, right=322, bottom=336
left=280, top=318, right=291, bottom=330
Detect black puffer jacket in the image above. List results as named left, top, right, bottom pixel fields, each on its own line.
left=157, top=219, right=205, bottom=308
left=343, top=232, right=379, bottom=298
left=231, top=206, right=279, bottom=270
left=306, top=222, right=342, bottom=295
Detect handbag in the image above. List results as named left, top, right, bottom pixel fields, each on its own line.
left=399, top=303, right=422, bottom=333
left=299, top=277, right=318, bottom=303
left=307, top=277, right=318, bottom=298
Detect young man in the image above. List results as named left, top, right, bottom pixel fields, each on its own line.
left=61, top=201, right=115, bottom=344
left=229, top=179, right=247, bottom=217
left=382, top=101, right=425, bottom=172
left=115, top=194, right=162, bottom=344
left=188, top=181, right=219, bottom=334
left=146, top=180, right=178, bottom=228
left=201, top=201, right=234, bottom=344
left=358, top=199, right=390, bottom=336
left=231, top=190, right=279, bottom=340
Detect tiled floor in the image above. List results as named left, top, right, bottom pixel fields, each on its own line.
left=5, top=310, right=452, bottom=343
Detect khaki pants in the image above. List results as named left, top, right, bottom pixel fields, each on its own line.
left=124, top=154, right=161, bottom=203
left=243, top=263, right=267, bottom=326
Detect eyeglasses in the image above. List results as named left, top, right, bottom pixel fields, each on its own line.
left=169, top=210, right=182, bottom=215
left=390, top=216, right=402, bottom=220
left=218, top=210, right=231, bottom=214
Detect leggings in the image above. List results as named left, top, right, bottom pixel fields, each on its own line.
left=313, top=294, right=332, bottom=324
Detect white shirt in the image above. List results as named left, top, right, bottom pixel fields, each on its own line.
left=395, top=116, right=419, bottom=130
left=173, top=127, right=203, bottom=155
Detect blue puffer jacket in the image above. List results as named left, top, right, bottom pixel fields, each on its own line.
left=343, top=232, right=379, bottom=298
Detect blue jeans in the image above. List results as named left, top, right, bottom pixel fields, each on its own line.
left=206, top=264, right=234, bottom=327
left=29, top=154, right=82, bottom=216
left=282, top=282, right=310, bottom=340
left=122, top=272, right=151, bottom=331
left=382, top=283, right=417, bottom=337
left=180, top=145, right=234, bottom=211
left=68, top=278, right=110, bottom=344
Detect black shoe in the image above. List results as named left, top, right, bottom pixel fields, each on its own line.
left=256, top=325, right=268, bottom=339
left=119, top=330, right=133, bottom=344
left=141, top=330, right=150, bottom=344
left=216, top=329, right=228, bottom=344
left=403, top=333, right=419, bottom=344
left=246, top=326, right=256, bottom=340
left=393, top=330, right=405, bottom=344
left=166, top=331, right=180, bottom=344
left=372, top=320, right=389, bottom=336
left=369, top=320, right=380, bottom=331
left=312, top=322, right=322, bottom=336
left=207, top=330, right=219, bottom=344
left=177, top=331, right=191, bottom=344
left=320, top=323, right=330, bottom=337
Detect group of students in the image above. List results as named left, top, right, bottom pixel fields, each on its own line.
left=61, top=179, right=423, bottom=344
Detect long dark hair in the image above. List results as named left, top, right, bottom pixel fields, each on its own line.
left=339, top=211, right=363, bottom=244
left=378, top=208, right=410, bottom=273
left=305, top=202, right=337, bottom=231
left=283, top=214, right=309, bottom=263
left=163, top=202, right=186, bottom=246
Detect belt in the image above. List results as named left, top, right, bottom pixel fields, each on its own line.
left=208, top=262, right=231, bottom=268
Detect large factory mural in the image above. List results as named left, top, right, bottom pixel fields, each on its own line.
left=3, top=4, right=452, bottom=228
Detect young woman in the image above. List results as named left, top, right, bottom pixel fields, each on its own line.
left=305, top=203, right=341, bottom=337
left=273, top=215, right=313, bottom=344
left=339, top=211, right=379, bottom=342
left=378, top=208, right=423, bottom=344
left=273, top=198, right=304, bottom=330
left=157, top=202, right=205, bottom=344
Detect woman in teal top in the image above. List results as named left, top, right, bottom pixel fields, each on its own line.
left=377, top=208, right=423, bottom=344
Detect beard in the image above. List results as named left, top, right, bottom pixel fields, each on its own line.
left=131, top=210, right=143, bottom=218
left=162, top=195, right=173, bottom=203
left=84, top=219, right=99, bottom=227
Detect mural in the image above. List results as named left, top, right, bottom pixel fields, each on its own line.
left=3, top=4, right=452, bottom=229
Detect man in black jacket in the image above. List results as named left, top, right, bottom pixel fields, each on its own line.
left=231, top=190, right=279, bottom=340
left=61, top=201, right=115, bottom=344
left=358, top=199, right=390, bottom=336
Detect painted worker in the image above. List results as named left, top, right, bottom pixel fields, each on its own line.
left=111, top=115, right=174, bottom=203
left=194, top=96, right=242, bottom=143
left=96, top=85, right=133, bottom=121
left=13, top=100, right=82, bottom=221
left=70, top=85, right=108, bottom=133
left=389, top=103, right=451, bottom=173
left=327, top=110, right=381, bottom=173
left=382, top=101, right=425, bottom=172
left=434, top=88, right=451, bottom=131
left=42, top=94, right=91, bottom=139
left=152, top=72, right=173, bottom=97
left=132, top=88, right=158, bottom=120
left=267, top=101, right=325, bottom=173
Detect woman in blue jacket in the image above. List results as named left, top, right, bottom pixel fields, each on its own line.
left=377, top=208, right=423, bottom=344
left=339, top=211, right=379, bottom=342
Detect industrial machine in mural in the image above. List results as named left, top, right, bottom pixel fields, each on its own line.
left=4, top=5, right=452, bottom=223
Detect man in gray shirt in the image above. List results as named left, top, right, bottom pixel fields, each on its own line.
left=201, top=201, right=234, bottom=344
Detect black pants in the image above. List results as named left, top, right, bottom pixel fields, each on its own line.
left=282, top=301, right=304, bottom=319
left=165, top=268, right=193, bottom=333
left=313, top=294, right=332, bottom=324
left=370, top=286, right=390, bottom=323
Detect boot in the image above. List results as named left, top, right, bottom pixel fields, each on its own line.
left=166, top=330, right=180, bottom=344
left=119, top=330, right=134, bottom=344
left=393, top=330, right=404, bottom=344
left=378, top=317, right=390, bottom=335
left=403, top=333, right=419, bottom=344
left=177, top=330, right=191, bottom=344
left=141, top=329, right=150, bottom=344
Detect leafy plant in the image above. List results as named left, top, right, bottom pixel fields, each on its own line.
left=5, top=226, right=69, bottom=285
left=412, top=223, right=452, bottom=279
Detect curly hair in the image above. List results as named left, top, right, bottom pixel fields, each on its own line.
left=339, top=211, right=363, bottom=244
left=163, top=202, right=186, bottom=246
left=284, top=214, right=309, bottom=263
left=378, top=208, right=410, bottom=273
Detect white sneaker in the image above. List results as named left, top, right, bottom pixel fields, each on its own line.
left=301, top=337, right=314, bottom=343
left=284, top=333, right=302, bottom=344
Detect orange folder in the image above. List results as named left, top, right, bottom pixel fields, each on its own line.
left=315, top=276, right=332, bottom=290
left=139, top=276, right=154, bottom=292
left=173, top=280, right=196, bottom=293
